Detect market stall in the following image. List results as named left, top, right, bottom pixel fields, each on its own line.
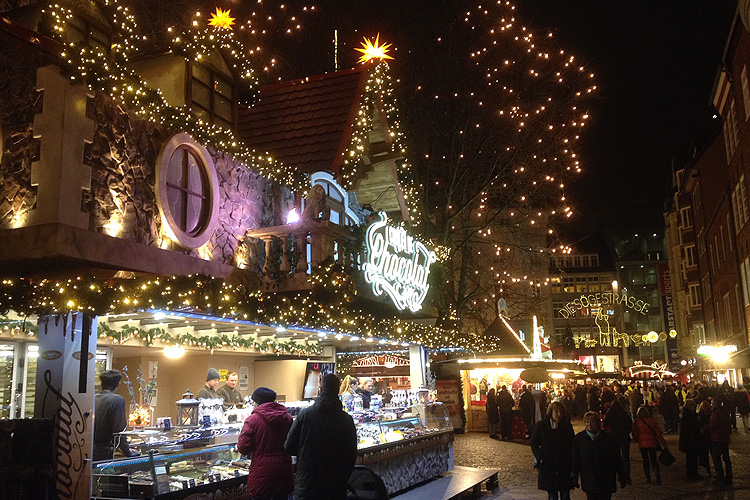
left=91, top=402, right=453, bottom=499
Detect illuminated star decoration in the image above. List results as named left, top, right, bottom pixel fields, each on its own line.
left=208, top=7, right=236, bottom=29
left=355, top=34, right=394, bottom=64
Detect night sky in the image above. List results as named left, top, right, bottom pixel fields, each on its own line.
left=252, top=1, right=738, bottom=233
left=514, top=1, right=737, bottom=231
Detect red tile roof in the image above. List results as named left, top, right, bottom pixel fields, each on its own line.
left=237, top=66, right=369, bottom=176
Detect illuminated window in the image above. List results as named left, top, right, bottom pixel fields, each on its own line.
left=587, top=276, right=600, bottom=291
left=694, top=324, right=706, bottom=345
left=550, top=277, right=561, bottom=293
left=190, top=64, right=234, bottom=130
left=155, top=133, right=219, bottom=249
left=562, top=277, right=575, bottom=293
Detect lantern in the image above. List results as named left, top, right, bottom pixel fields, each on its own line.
left=176, top=389, right=199, bottom=427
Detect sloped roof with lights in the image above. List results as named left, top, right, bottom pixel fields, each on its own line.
left=237, top=66, right=368, bottom=175
left=482, top=316, right=533, bottom=357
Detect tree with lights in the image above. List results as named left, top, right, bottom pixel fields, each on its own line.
left=393, top=2, right=596, bottom=334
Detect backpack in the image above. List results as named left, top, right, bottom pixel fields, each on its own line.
left=347, top=465, right=389, bottom=500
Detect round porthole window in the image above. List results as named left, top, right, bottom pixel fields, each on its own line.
left=155, top=133, right=219, bottom=249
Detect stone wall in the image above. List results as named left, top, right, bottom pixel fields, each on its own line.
left=0, top=33, right=46, bottom=229
left=0, top=33, right=280, bottom=269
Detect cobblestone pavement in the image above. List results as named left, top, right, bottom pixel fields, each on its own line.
left=453, top=420, right=750, bottom=500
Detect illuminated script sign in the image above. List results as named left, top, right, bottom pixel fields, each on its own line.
left=363, top=212, right=436, bottom=312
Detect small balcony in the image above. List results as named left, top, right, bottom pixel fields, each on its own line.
left=240, top=219, right=359, bottom=292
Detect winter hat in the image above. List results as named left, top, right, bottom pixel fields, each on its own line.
left=251, top=387, right=277, bottom=405
left=206, top=368, right=221, bottom=381
left=321, top=373, right=340, bottom=395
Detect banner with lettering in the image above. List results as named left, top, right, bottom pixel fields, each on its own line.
left=658, top=264, right=680, bottom=371
left=35, top=313, right=97, bottom=500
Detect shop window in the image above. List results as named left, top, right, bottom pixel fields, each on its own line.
left=190, top=64, right=234, bottom=130
left=156, top=133, right=220, bottom=249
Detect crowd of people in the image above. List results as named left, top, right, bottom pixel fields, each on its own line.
left=496, top=378, right=747, bottom=500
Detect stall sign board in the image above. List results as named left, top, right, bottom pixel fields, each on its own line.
left=436, top=379, right=463, bottom=430
left=363, top=211, right=436, bottom=312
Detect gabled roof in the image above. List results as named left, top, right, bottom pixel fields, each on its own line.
left=482, top=316, right=533, bottom=357
left=237, top=66, right=368, bottom=175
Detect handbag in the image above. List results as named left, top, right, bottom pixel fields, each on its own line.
left=640, top=417, right=675, bottom=467
left=658, top=447, right=676, bottom=466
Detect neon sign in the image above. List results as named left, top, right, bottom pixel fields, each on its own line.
left=363, top=212, right=436, bottom=312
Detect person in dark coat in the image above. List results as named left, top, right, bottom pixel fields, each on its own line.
left=660, top=385, right=680, bottom=434
left=734, top=385, right=750, bottom=432
left=237, top=387, right=294, bottom=499
left=531, top=401, right=575, bottom=500
left=486, top=388, right=500, bottom=439
left=709, top=397, right=733, bottom=485
left=720, top=380, right=736, bottom=430
left=586, top=386, right=601, bottom=414
left=697, top=399, right=712, bottom=477
left=571, top=411, right=626, bottom=500
left=520, top=385, right=536, bottom=437
left=93, top=369, right=140, bottom=461
left=602, top=395, right=633, bottom=484
left=285, top=373, right=357, bottom=500
left=574, top=384, right=588, bottom=418
left=497, top=385, right=515, bottom=440
left=679, top=399, right=702, bottom=480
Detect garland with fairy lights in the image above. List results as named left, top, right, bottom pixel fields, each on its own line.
left=97, top=323, right=320, bottom=356
left=0, top=275, right=511, bottom=352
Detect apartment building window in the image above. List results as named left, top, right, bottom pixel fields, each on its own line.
left=591, top=255, right=599, bottom=267
left=720, top=227, right=727, bottom=261
left=564, top=256, right=573, bottom=268
left=724, top=99, right=739, bottom=163
left=702, top=275, right=711, bottom=301
left=550, top=277, right=561, bottom=293
left=587, top=276, right=600, bottom=291
left=723, top=293, right=733, bottom=333
left=563, top=277, right=575, bottom=292
left=679, top=206, right=693, bottom=228
left=695, top=324, right=706, bottom=345
left=727, top=214, right=733, bottom=251
left=742, top=257, right=750, bottom=306
left=737, top=284, right=743, bottom=320
left=553, top=302, right=567, bottom=318
left=743, top=65, right=750, bottom=120
left=582, top=255, right=590, bottom=267
left=697, top=229, right=706, bottom=255
left=683, top=245, right=696, bottom=268
left=601, top=279, right=612, bottom=292
left=575, top=276, right=587, bottom=292
left=688, top=283, right=701, bottom=307
left=573, top=256, right=582, bottom=267
left=732, top=175, right=749, bottom=232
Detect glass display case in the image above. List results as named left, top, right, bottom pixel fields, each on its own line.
left=93, top=426, right=249, bottom=499
left=355, top=403, right=452, bottom=449
left=353, top=403, right=454, bottom=496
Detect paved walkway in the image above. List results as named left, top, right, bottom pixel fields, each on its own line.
left=453, top=421, right=750, bottom=500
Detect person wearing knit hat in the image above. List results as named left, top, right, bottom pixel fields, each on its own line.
left=238, top=386, right=294, bottom=498
left=251, top=387, right=277, bottom=405
left=196, top=368, right=221, bottom=400
left=285, top=373, right=357, bottom=499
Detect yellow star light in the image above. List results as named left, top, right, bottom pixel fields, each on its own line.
left=355, top=34, right=394, bottom=64
left=209, top=7, right=236, bottom=29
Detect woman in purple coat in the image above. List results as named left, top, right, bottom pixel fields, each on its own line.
left=237, top=387, right=294, bottom=500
